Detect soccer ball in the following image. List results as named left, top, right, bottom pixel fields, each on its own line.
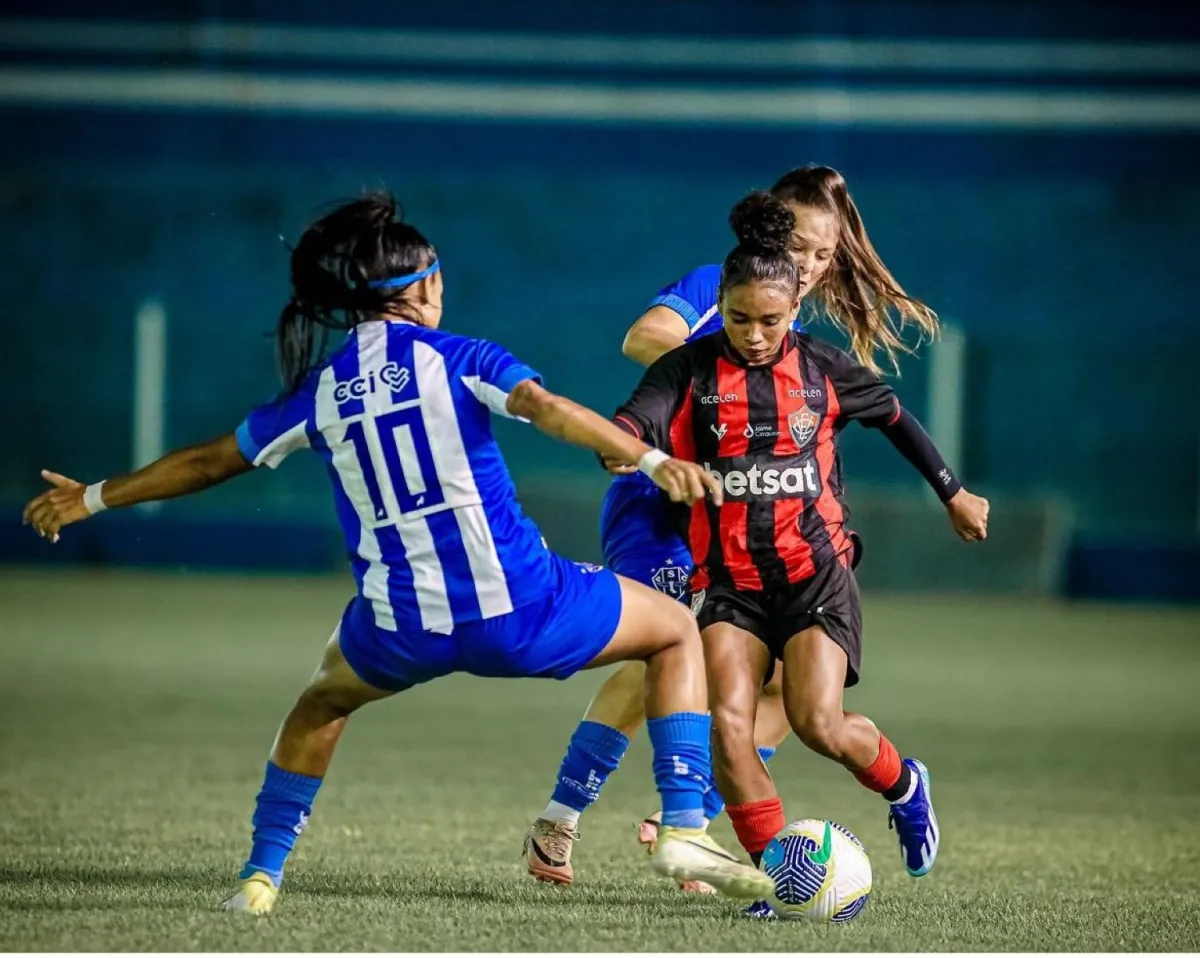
left=759, top=819, right=872, bottom=922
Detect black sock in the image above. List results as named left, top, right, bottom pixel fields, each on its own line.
left=750, top=850, right=763, bottom=867
left=881, top=762, right=913, bottom=802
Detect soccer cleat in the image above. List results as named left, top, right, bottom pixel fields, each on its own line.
left=650, top=826, right=775, bottom=900
left=888, top=758, right=940, bottom=877
left=744, top=899, right=777, bottom=920
left=523, top=818, right=580, bottom=886
left=220, top=871, right=279, bottom=916
left=637, top=816, right=716, bottom=894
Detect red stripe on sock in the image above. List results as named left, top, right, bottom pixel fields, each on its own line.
left=853, top=734, right=902, bottom=793
left=726, top=797, right=786, bottom=855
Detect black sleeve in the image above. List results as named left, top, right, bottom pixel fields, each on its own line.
left=814, top=342, right=900, bottom=429
left=880, top=408, right=963, bottom=503
left=613, top=346, right=693, bottom=450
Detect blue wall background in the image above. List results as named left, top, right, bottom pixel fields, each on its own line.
left=3, top=0, right=1199, bottom=590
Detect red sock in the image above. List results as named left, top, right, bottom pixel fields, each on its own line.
left=853, top=734, right=902, bottom=793
left=726, top=797, right=786, bottom=857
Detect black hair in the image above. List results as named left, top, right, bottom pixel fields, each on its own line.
left=276, top=192, right=437, bottom=392
left=719, top=190, right=800, bottom=298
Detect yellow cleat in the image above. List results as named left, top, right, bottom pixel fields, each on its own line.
left=638, top=816, right=716, bottom=894
left=650, top=826, right=775, bottom=901
left=220, top=871, right=279, bottom=916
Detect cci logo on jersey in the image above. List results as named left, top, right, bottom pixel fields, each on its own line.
left=334, top=361, right=412, bottom=404
left=788, top=404, right=820, bottom=448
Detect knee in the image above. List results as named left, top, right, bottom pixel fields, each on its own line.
left=789, top=706, right=844, bottom=760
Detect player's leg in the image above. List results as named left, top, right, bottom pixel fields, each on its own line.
left=696, top=666, right=789, bottom=824
left=222, top=626, right=395, bottom=915
left=589, top=577, right=773, bottom=898
left=523, top=566, right=770, bottom=898
left=703, top=619, right=787, bottom=868
left=778, top=575, right=938, bottom=877
left=529, top=541, right=690, bottom=860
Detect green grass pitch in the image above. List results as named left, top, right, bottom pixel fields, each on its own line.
left=2, top=570, right=1199, bottom=951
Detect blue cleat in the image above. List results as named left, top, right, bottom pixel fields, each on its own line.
left=887, top=758, right=939, bottom=877
left=744, top=899, right=777, bottom=920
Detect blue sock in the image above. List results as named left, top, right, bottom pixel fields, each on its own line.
left=702, top=746, right=776, bottom=821
left=647, top=712, right=711, bottom=829
left=240, top=761, right=323, bottom=886
left=548, top=720, right=630, bottom=814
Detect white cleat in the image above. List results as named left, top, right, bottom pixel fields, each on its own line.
left=650, top=826, right=775, bottom=900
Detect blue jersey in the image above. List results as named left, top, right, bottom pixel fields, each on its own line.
left=646, top=263, right=724, bottom=340
left=236, top=319, right=553, bottom=636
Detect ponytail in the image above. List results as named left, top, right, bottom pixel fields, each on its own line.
left=771, top=165, right=939, bottom=374
left=274, top=192, right=437, bottom=392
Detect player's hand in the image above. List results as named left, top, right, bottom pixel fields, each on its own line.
left=600, top=455, right=638, bottom=475
left=946, top=488, right=989, bottom=542
left=21, top=470, right=91, bottom=543
left=649, top=458, right=723, bottom=507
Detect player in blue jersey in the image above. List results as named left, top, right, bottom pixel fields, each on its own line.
left=21, top=194, right=776, bottom=915
left=525, top=166, right=945, bottom=896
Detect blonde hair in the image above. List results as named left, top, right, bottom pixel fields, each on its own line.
left=771, top=165, right=939, bottom=374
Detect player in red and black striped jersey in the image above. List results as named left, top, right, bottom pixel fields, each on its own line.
left=609, top=191, right=989, bottom=891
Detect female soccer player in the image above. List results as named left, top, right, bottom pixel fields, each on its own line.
left=21, top=194, right=776, bottom=915
left=525, top=166, right=949, bottom=889
left=613, top=190, right=988, bottom=898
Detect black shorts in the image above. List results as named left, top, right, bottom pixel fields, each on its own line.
left=693, top=556, right=864, bottom=688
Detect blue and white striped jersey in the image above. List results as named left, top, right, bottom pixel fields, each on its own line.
left=236, top=320, right=552, bottom=635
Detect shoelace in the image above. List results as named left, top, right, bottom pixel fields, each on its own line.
left=539, top=821, right=580, bottom=860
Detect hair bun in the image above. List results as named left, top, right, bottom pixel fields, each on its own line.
left=729, top=190, right=794, bottom=254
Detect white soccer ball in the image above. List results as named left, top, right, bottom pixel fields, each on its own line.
left=759, top=818, right=872, bottom=922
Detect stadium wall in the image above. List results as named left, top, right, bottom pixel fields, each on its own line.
left=2, top=2, right=1198, bottom=599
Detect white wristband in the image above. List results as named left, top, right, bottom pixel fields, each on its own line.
left=637, top=449, right=670, bottom=478
left=83, top=482, right=108, bottom=515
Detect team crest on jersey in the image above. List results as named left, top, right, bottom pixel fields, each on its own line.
left=788, top=404, right=821, bottom=448
left=652, top=563, right=689, bottom=600
left=690, top=589, right=706, bottom=617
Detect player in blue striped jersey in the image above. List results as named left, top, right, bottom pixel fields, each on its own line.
left=22, top=194, right=775, bottom=914
left=527, top=167, right=944, bottom=901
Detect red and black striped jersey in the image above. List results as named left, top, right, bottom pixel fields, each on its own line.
left=614, top=330, right=900, bottom=592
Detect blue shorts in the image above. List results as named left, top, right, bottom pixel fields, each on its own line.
left=599, top=473, right=693, bottom=602
left=338, top=551, right=623, bottom=691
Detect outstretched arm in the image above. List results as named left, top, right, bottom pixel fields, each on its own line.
left=506, top=380, right=721, bottom=507
left=878, top=409, right=989, bottom=542
left=22, top=434, right=252, bottom=542
left=815, top=340, right=989, bottom=543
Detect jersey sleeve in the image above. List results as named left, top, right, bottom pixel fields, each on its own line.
left=613, top=346, right=693, bottom=449
left=814, top=343, right=901, bottom=430
left=235, top=385, right=315, bottom=469
left=463, top=338, right=544, bottom=420
left=646, top=264, right=721, bottom=335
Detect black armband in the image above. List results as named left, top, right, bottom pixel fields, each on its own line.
left=880, top=407, right=962, bottom=503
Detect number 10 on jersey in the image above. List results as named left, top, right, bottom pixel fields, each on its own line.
left=343, top=405, right=444, bottom=524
